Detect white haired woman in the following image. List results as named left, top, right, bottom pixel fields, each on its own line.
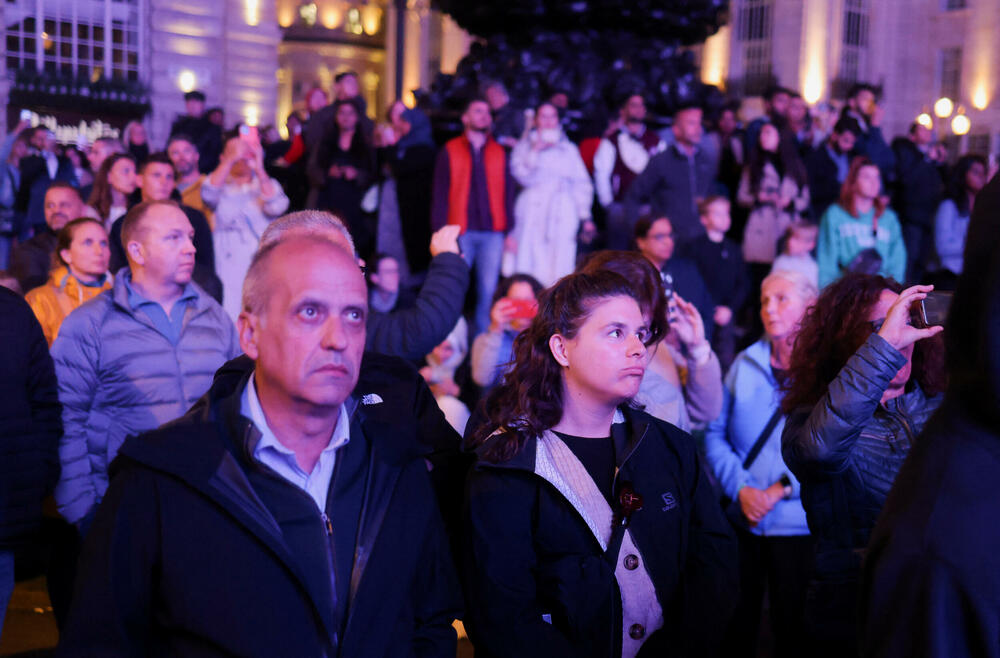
left=704, top=269, right=818, bottom=658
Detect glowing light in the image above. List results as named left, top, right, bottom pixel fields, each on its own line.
left=803, top=75, right=823, bottom=105
left=321, top=6, right=343, bottom=29
left=700, top=26, right=729, bottom=87
left=951, top=112, right=970, bottom=136
left=245, top=106, right=259, bottom=127
left=972, top=86, right=989, bottom=111
left=244, top=0, right=259, bottom=26
left=799, top=0, right=828, bottom=105
left=299, top=2, right=318, bottom=27
left=278, top=6, right=296, bottom=27
left=916, top=113, right=933, bottom=129
left=346, top=8, right=363, bottom=35
left=934, top=97, right=954, bottom=118
left=361, top=5, right=382, bottom=34
left=178, top=70, right=197, bottom=93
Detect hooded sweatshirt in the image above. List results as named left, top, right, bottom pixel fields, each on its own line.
left=25, top=266, right=113, bottom=346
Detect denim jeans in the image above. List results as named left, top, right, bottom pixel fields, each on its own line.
left=458, top=230, right=504, bottom=336
left=0, top=550, right=13, bottom=642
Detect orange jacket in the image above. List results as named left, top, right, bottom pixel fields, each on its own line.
left=26, top=266, right=114, bottom=346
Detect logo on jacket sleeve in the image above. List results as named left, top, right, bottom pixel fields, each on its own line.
left=661, top=492, right=677, bottom=512
left=361, top=393, right=383, bottom=406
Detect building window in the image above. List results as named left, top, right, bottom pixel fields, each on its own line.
left=944, top=0, right=968, bottom=10
left=939, top=47, right=963, bottom=102
left=4, top=0, right=143, bottom=82
left=736, top=0, right=773, bottom=96
left=839, top=0, right=870, bottom=84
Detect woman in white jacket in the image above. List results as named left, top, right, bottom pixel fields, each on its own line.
left=509, top=103, right=594, bottom=287
left=202, top=135, right=289, bottom=321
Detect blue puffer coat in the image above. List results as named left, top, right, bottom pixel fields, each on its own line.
left=781, top=333, right=941, bottom=583
left=704, top=338, right=809, bottom=537
left=51, top=275, right=240, bottom=524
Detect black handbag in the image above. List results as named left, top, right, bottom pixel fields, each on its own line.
left=723, top=407, right=784, bottom=530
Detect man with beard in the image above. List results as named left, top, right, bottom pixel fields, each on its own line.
left=431, top=97, right=515, bottom=337
left=10, top=183, right=91, bottom=292
left=167, top=134, right=214, bottom=228
left=593, top=93, right=666, bottom=249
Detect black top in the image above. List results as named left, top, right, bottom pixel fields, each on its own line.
left=681, top=234, right=748, bottom=312
left=553, top=431, right=616, bottom=504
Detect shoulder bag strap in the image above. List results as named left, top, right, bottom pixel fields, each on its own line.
left=741, top=407, right=784, bottom=471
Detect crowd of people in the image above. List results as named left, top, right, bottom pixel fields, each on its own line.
left=0, top=72, right=998, bottom=657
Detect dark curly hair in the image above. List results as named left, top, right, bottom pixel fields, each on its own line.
left=472, top=270, right=641, bottom=462
left=578, top=250, right=668, bottom=346
left=781, top=273, right=946, bottom=414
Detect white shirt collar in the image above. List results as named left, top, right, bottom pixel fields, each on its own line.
left=243, top=373, right=351, bottom=469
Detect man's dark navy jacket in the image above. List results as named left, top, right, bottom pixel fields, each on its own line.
left=58, top=353, right=463, bottom=657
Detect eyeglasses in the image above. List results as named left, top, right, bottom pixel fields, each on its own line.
left=648, top=232, right=673, bottom=241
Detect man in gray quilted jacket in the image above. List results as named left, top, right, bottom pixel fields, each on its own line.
left=51, top=200, right=240, bottom=531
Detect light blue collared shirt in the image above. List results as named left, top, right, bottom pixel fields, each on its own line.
left=241, top=374, right=351, bottom=513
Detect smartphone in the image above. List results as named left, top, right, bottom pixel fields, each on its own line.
left=507, top=298, right=538, bottom=321
left=19, top=109, right=32, bottom=121
left=916, top=291, right=952, bottom=328
left=239, top=124, right=259, bottom=143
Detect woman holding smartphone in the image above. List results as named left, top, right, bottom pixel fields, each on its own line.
left=463, top=269, right=737, bottom=658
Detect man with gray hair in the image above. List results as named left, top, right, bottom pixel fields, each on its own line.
left=60, top=230, right=462, bottom=656
left=260, top=210, right=470, bottom=361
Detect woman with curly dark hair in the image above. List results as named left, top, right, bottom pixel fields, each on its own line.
left=463, top=269, right=737, bottom=658
left=779, top=273, right=945, bottom=657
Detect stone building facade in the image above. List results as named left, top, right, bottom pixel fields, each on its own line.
left=2, top=0, right=471, bottom=144
left=699, top=0, right=1000, bottom=156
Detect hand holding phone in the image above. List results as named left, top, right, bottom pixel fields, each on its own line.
left=914, top=290, right=952, bottom=329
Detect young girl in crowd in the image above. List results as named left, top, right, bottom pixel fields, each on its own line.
left=738, top=122, right=810, bottom=292
left=816, top=157, right=906, bottom=288
left=470, top=273, right=544, bottom=391
left=87, top=153, right=137, bottom=231
left=509, top=102, right=595, bottom=286
left=463, top=269, right=737, bottom=658
left=771, top=219, right=819, bottom=289
left=26, top=217, right=112, bottom=345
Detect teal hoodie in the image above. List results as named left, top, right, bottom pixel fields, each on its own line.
left=817, top=203, right=906, bottom=288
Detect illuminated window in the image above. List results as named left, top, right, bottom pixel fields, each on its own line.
left=736, top=0, right=773, bottom=96
left=938, top=47, right=962, bottom=103
left=5, top=0, right=143, bottom=81
left=839, top=0, right=869, bottom=84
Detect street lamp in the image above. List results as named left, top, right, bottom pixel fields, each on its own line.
left=951, top=108, right=970, bottom=136
left=934, top=97, right=954, bottom=118
left=916, top=112, right=933, bottom=129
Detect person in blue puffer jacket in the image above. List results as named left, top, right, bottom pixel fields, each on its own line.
left=706, top=269, right=818, bottom=658
left=779, top=272, right=946, bottom=658
left=51, top=201, right=240, bottom=531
